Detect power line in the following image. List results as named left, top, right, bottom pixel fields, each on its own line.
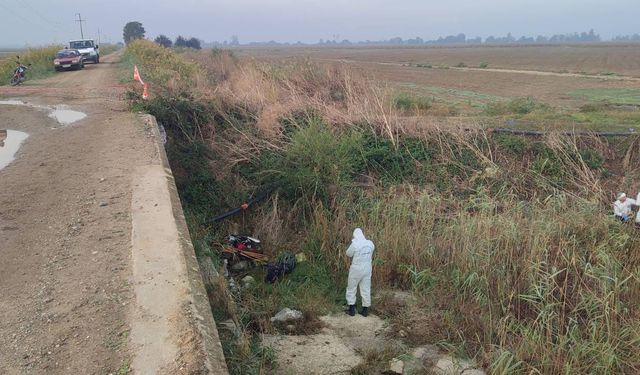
left=0, top=2, right=41, bottom=29
left=15, top=0, right=68, bottom=32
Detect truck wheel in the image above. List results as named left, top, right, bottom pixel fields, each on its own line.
left=95, top=56, right=100, bottom=64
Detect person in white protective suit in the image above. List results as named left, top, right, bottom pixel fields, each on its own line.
left=613, top=192, right=639, bottom=222
left=345, top=228, right=375, bottom=317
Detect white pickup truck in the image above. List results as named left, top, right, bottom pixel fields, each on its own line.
left=69, top=39, right=100, bottom=64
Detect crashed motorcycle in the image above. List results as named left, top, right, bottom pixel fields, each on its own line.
left=223, top=234, right=268, bottom=264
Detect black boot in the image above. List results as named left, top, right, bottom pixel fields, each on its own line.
left=347, top=305, right=356, bottom=316
left=360, top=307, right=369, bottom=317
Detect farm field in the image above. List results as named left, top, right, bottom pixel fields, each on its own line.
left=0, top=48, right=23, bottom=58
left=239, top=44, right=640, bottom=131
left=241, top=44, right=640, bottom=76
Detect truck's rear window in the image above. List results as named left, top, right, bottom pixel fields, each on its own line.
left=70, top=41, right=94, bottom=49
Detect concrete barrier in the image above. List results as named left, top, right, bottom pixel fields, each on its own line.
left=129, top=114, right=228, bottom=374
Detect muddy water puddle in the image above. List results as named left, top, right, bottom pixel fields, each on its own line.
left=0, top=129, right=29, bottom=171
left=0, top=99, right=87, bottom=126
left=48, top=109, right=87, bottom=125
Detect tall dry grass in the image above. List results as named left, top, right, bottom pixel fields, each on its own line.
left=261, top=187, right=640, bottom=374
left=125, top=42, right=640, bottom=374
left=0, top=45, right=61, bottom=85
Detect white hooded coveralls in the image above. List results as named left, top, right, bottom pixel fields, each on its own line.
left=613, top=193, right=640, bottom=220
left=346, top=228, right=375, bottom=307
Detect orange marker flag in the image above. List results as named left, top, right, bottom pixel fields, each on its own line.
left=133, top=65, right=145, bottom=85
left=142, top=83, right=149, bottom=99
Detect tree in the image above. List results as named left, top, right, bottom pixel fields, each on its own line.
left=230, top=35, right=240, bottom=46
left=186, top=37, right=202, bottom=49
left=154, top=34, right=172, bottom=48
left=123, top=21, right=145, bottom=44
left=174, top=36, right=201, bottom=49
left=175, top=35, right=187, bottom=47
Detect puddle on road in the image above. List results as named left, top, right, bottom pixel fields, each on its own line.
left=0, top=99, right=87, bottom=126
left=0, top=99, right=28, bottom=106
left=0, top=129, right=29, bottom=171
left=49, top=109, right=87, bottom=125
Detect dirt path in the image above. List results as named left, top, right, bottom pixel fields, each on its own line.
left=0, top=55, right=157, bottom=373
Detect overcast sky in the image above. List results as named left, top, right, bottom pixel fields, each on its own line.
left=0, top=0, right=638, bottom=47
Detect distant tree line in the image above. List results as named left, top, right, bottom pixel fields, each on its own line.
left=612, top=33, right=640, bottom=42
left=215, top=29, right=640, bottom=47
left=315, top=29, right=602, bottom=46
left=138, top=26, right=640, bottom=49
left=154, top=34, right=202, bottom=49
left=205, top=35, right=241, bottom=48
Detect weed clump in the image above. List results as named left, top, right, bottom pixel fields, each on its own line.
left=252, top=116, right=363, bottom=202
left=494, top=134, right=529, bottom=155
left=485, top=97, right=546, bottom=116
left=392, top=92, right=432, bottom=113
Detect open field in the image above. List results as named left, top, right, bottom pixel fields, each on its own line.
left=0, top=48, right=24, bottom=59
left=238, top=44, right=640, bottom=111
left=236, top=44, right=640, bottom=134
left=240, top=44, right=640, bottom=76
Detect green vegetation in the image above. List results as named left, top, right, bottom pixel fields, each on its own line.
left=120, top=39, right=196, bottom=88
left=0, top=45, right=61, bottom=85
left=392, top=92, right=432, bottom=112
left=479, top=62, right=489, bottom=68
left=569, top=88, right=640, bottom=106
left=398, top=83, right=507, bottom=111
left=488, top=105, right=640, bottom=133
left=484, top=97, right=547, bottom=116
left=125, top=41, right=640, bottom=374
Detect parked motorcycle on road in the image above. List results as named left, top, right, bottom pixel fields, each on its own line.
left=10, top=57, right=29, bottom=86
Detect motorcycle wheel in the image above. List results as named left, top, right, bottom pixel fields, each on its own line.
left=10, top=76, right=20, bottom=86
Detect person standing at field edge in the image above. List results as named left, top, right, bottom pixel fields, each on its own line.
left=345, top=228, right=375, bottom=317
left=613, top=192, right=640, bottom=222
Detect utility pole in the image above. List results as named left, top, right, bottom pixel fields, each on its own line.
left=75, top=13, right=85, bottom=39
left=97, top=28, right=101, bottom=44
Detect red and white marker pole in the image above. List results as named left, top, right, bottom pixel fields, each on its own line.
left=133, top=65, right=149, bottom=99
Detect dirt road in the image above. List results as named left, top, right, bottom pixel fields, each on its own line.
left=0, top=55, right=162, bottom=373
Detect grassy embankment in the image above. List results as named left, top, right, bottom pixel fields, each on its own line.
left=123, top=40, right=640, bottom=374
left=0, top=45, right=61, bottom=85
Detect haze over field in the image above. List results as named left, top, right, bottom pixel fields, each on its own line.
left=0, top=0, right=639, bottom=47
